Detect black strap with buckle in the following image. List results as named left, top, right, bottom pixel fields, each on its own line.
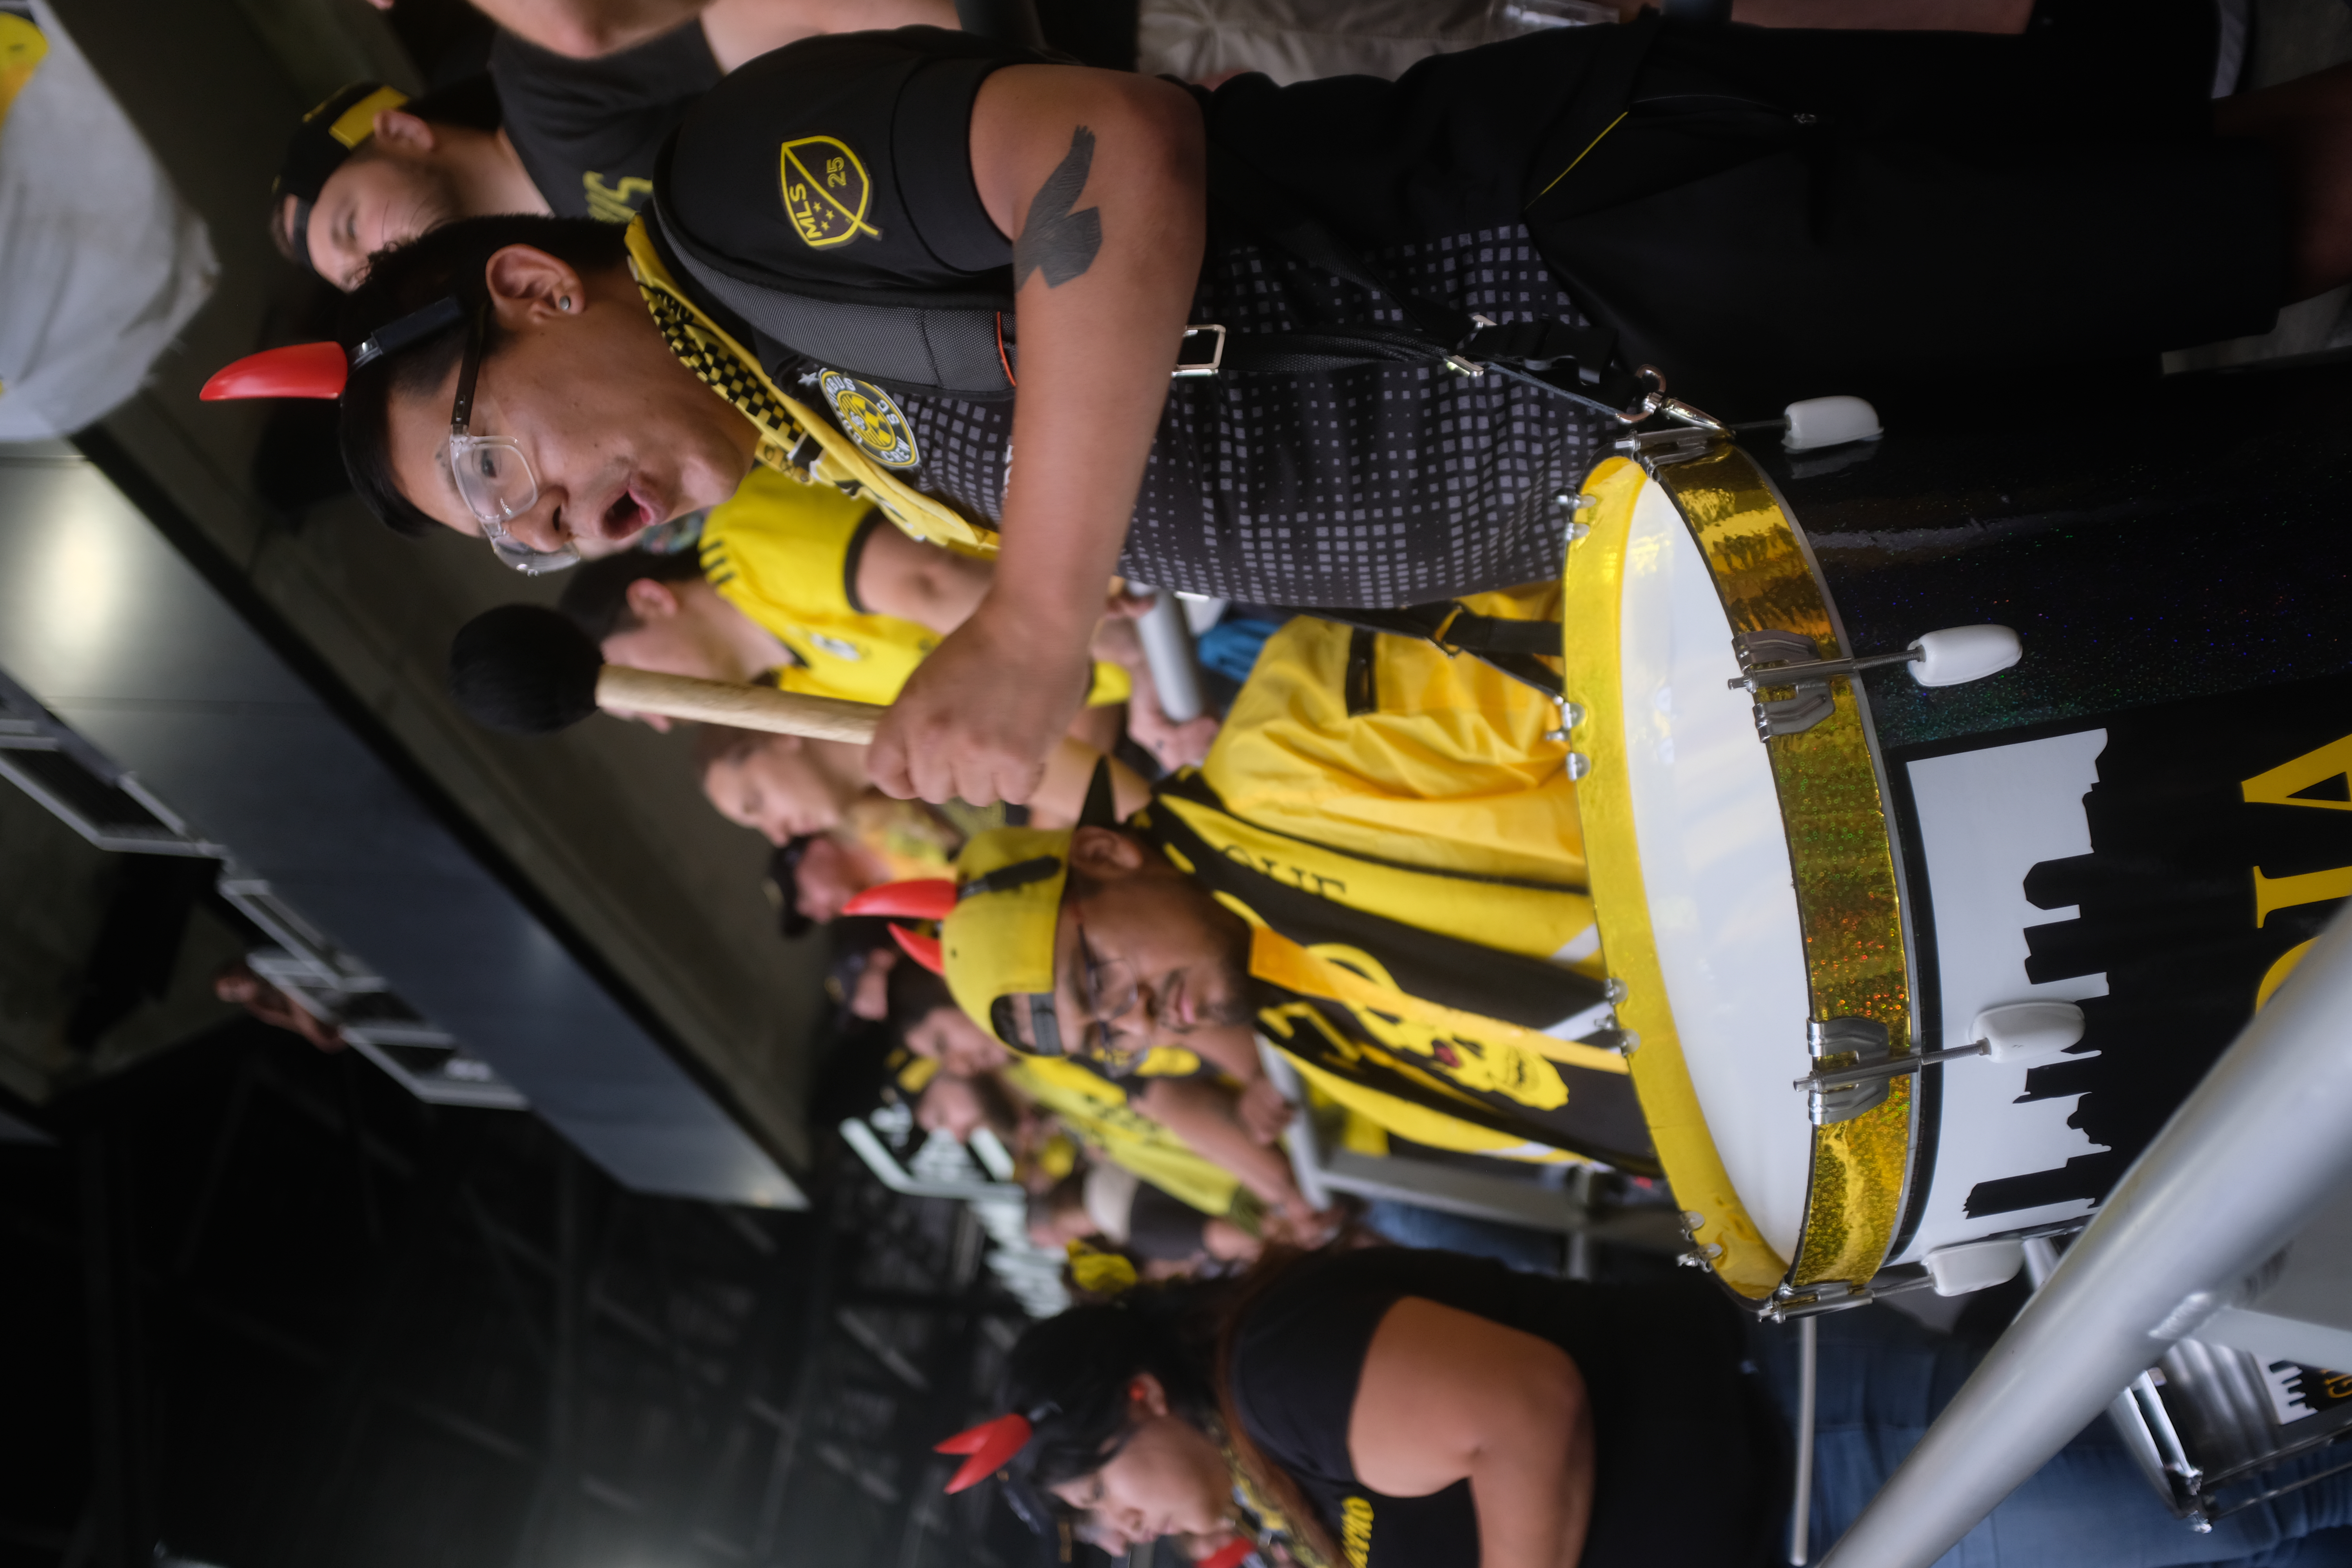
left=1289, top=600, right=1567, bottom=702
left=1197, top=146, right=1651, bottom=419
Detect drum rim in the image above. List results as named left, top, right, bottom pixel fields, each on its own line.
left=1563, top=443, right=1921, bottom=1308
left=1560, top=455, right=1789, bottom=1300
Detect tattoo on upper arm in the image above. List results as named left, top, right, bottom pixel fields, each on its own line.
left=1013, top=126, right=1103, bottom=289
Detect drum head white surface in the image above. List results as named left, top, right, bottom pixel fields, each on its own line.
left=1619, top=482, right=1813, bottom=1260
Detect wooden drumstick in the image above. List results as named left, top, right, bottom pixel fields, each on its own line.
left=446, top=604, right=1157, bottom=822
left=595, top=665, right=880, bottom=742
left=446, top=604, right=881, bottom=740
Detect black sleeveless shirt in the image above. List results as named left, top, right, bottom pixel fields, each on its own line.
left=657, top=26, right=1624, bottom=610
left=1230, top=1249, right=1783, bottom=1568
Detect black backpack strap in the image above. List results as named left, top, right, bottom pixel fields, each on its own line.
left=1292, top=601, right=1566, bottom=703
left=647, top=192, right=1018, bottom=398
left=1200, top=123, right=1655, bottom=415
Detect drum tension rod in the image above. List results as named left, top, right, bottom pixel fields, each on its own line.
left=1792, top=1040, right=1988, bottom=1093
left=1729, top=646, right=1920, bottom=692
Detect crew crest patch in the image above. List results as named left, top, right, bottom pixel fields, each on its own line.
left=820, top=371, right=920, bottom=469
left=779, top=136, right=879, bottom=249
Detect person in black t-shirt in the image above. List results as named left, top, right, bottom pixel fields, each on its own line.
left=962, top=1249, right=1778, bottom=1568
left=260, top=23, right=2352, bottom=809
left=269, top=0, right=955, bottom=289
left=953, top=1249, right=2352, bottom=1568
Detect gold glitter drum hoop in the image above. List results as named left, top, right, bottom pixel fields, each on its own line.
left=1560, top=439, right=1920, bottom=1316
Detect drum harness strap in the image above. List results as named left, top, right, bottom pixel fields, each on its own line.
left=1197, top=145, right=1657, bottom=423
left=1314, top=601, right=1570, bottom=707
left=642, top=9, right=1696, bottom=431
left=649, top=169, right=1673, bottom=419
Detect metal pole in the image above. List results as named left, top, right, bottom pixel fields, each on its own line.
left=1817, top=908, right=2352, bottom=1568
left=1790, top=1316, right=1817, bottom=1564
left=1128, top=585, right=1205, bottom=724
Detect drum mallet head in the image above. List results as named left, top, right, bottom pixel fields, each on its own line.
left=448, top=605, right=602, bottom=734
left=446, top=604, right=884, bottom=742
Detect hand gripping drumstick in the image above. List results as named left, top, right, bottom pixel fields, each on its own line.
left=447, top=605, right=883, bottom=740
left=443, top=606, right=1154, bottom=827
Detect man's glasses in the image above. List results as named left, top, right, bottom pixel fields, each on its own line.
left=450, top=301, right=576, bottom=576
left=1068, top=918, right=1147, bottom=1064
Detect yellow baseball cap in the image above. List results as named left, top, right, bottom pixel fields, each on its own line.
left=941, top=826, right=1073, bottom=1053
left=850, top=758, right=1122, bottom=1054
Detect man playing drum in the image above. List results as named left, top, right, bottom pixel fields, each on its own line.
left=214, top=13, right=2352, bottom=814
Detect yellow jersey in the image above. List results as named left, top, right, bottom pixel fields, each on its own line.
left=698, top=468, right=1131, bottom=709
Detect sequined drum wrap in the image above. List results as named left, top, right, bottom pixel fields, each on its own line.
left=1648, top=446, right=1915, bottom=1299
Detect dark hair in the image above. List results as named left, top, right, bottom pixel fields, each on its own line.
left=557, top=547, right=706, bottom=642
left=771, top=836, right=820, bottom=940
left=269, top=76, right=506, bottom=267
left=1028, top=1169, right=1089, bottom=1234
left=335, top=214, right=629, bottom=539
left=998, top=1259, right=1346, bottom=1565
left=1001, top=1290, right=1225, bottom=1497
left=887, top=958, right=958, bottom=1036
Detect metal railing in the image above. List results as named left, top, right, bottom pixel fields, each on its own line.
left=1818, top=909, right=2352, bottom=1567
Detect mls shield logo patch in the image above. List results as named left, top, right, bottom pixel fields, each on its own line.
left=820, top=370, right=920, bottom=469
left=779, top=136, right=880, bottom=249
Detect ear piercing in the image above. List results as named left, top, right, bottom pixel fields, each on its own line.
left=559, top=296, right=573, bottom=311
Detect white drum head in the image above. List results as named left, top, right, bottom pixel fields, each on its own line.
left=1619, top=481, right=1814, bottom=1259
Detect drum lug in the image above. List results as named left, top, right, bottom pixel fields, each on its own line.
left=1554, top=492, right=1599, bottom=543
left=1613, top=424, right=1721, bottom=468
left=1805, top=1015, right=1894, bottom=1125
left=1676, top=1210, right=1724, bottom=1269
left=1733, top=629, right=1838, bottom=739
left=1755, top=685, right=1834, bottom=740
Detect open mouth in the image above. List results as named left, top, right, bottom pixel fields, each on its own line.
left=600, top=477, right=655, bottom=539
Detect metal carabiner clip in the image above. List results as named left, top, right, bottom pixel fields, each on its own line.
left=1614, top=364, right=1726, bottom=433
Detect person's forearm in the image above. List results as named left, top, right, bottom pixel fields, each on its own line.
left=1089, top=610, right=1147, bottom=676
left=1468, top=1427, right=1594, bottom=1568
left=1134, top=1079, right=1303, bottom=1211
left=1726, top=0, right=2032, bottom=29
left=856, top=522, right=996, bottom=635
left=1179, top=1025, right=1265, bottom=1087
left=865, top=69, right=1205, bottom=806
left=980, top=71, right=1206, bottom=723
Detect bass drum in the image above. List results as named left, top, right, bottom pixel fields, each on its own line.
left=1562, top=356, right=2352, bottom=1310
